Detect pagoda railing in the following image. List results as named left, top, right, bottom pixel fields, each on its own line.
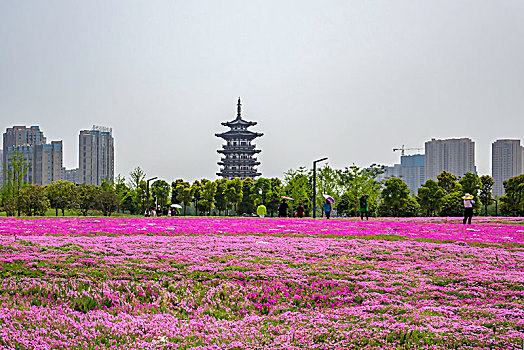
left=218, top=168, right=260, bottom=173
left=218, top=148, right=260, bottom=154
left=220, top=144, right=257, bottom=149
left=220, top=157, right=258, bottom=162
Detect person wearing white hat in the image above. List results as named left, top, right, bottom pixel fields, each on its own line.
left=462, top=193, right=475, bottom=224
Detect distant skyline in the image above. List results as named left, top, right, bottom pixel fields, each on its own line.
left=1, top=1, right=523, bottom=182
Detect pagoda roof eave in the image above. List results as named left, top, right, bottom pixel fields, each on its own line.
left=221, top=119, right=257, bottom=127
left=215, top=131, right=263, bottom=139
left=217, top=173, right=262, bottom=179
left=217, top=149, right=261, bottom=154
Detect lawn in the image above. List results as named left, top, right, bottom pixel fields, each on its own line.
left=1, top=217, right=523, bottom=349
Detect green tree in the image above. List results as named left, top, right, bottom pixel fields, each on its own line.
left=336, top=164, right=384, bottom=217
left=75, top=184, right=99, bottom=216
left=3, top=150, right=29, bottom=216
left=19, top=185, right=50, bottom=216
left=214, top=179, right=228, bottom=215
left=380, top=177, right=411, bottom=216
left=121, top=190, right=137, bottom=214
left=114, top=175, right=130, bottom=213
left=402, top=196, right=421, bottom=217
left=336, top=193, right=352, bottom=217
left=283, top=168, right=312, bottom=216
left=459, top=172, right=481, bottom=195
left=134, top=180, right=149, bottom=214
left=0, top=194, right=16, bottom=217
left=95, top=182, right=119, bottom=216
left=175, top=182, right=192, bottom=215
left=237, top=178, right=255, bottom=215
left=191, top=180, right=204, bottom=215
left=316, top=164, right=342, bottom=217
left=266, top=178, right=283, bottom=217
left=378, top=196, right=420, bottom=217
left=151, top=179, right=171, bottom=209
left=479, top=175, right=495, bottom=216
left=171, top=179, right=185, bottom=205
left=128, top=167, right=145, bottom=214
left=440, top=191, right=464, bottom=217
left=251, top=177, right=271, bottom=204
left=225, top=178, right=243, bottom=215
left=417, top=179, right=445, bottom=216
left=500, top=174, right=524, bottom=216
left=201, top=180, right=217, bottom=215
left=459, top=172, right=481, bottom=212
left=45, top=180, right=76, bottom=216
left=437, top=171, right=461, bottom=194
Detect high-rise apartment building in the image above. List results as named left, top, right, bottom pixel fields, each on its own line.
left=3, top=125, right=46, bottom=151
left=79, top=126, right=114, bottom=185
left=64, top=168, right=79, bottom=184
left=492, top=139, right=523, bottom=197
left=0, top=149, right=3, bottom=186
left=33, top=141, right=63, bottom=185
left=425, top=138, right=476, bottom=181
left=383, top=154, right=426, bottom=195
left=3, top=126, right=46, bottom=184
left=2, top=126, right=61, bottom=185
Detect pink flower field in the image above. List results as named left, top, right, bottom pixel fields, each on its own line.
left=1, top=217, right=524, bottom=349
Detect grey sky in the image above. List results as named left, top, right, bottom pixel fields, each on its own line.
left=1, top=1, right=523, bottom=182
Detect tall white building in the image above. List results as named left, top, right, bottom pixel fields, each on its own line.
left=79, top=126, right=114, bottom=185
left=383, top=154, right=425, bottom=195
left=492, top=139, right=523, bottom=197
left=425, top=138, right=476, bottom=181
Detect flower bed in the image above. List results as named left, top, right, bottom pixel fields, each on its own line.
left=1, top=217, right=523, bottom=349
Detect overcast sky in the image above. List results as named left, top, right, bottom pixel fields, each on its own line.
left=1, top=1, right=523, bottom=182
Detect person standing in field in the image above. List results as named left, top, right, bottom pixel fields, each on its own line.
left=296, top=202, right=305, bottom=218
left=359, top=194, right=369, bottom=220
left=278, top=200, right=288, bottom=217
left=257, top=202, right=267, bottom=218
left=323, top=199, right=332, bottom=219
left=462, top=193, right=475, bottom=224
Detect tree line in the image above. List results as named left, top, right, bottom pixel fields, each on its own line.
left=2, top=150, right=524, bottom=217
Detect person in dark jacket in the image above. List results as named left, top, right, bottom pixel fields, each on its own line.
left=278, top=200, right=289, bottom=217
left=359, top=194, right=369, bottom=220
left=296, top=203, right=305, bottom=218
left=323, top=199, right=332, bottom=219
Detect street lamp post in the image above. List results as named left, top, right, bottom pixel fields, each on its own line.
left=312, top=157, right=328, bottom=218
left=146, top=176, right=158, bottom=216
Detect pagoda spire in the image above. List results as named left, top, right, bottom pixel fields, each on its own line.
left=237, top=97, right=242, bottom=119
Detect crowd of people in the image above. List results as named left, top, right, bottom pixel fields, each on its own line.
left=148, top=193, right=477, bottom=225
left=146, top=206, right=177, bottom=217
left=259, top=194, right=371, bottom=220
left=257, top=192, right=477, bottom=225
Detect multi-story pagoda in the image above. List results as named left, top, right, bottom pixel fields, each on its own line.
left=216, top=98, right=263, bottom=179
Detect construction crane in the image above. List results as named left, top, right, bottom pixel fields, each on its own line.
left=392, top=145, right=423, bottom=156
